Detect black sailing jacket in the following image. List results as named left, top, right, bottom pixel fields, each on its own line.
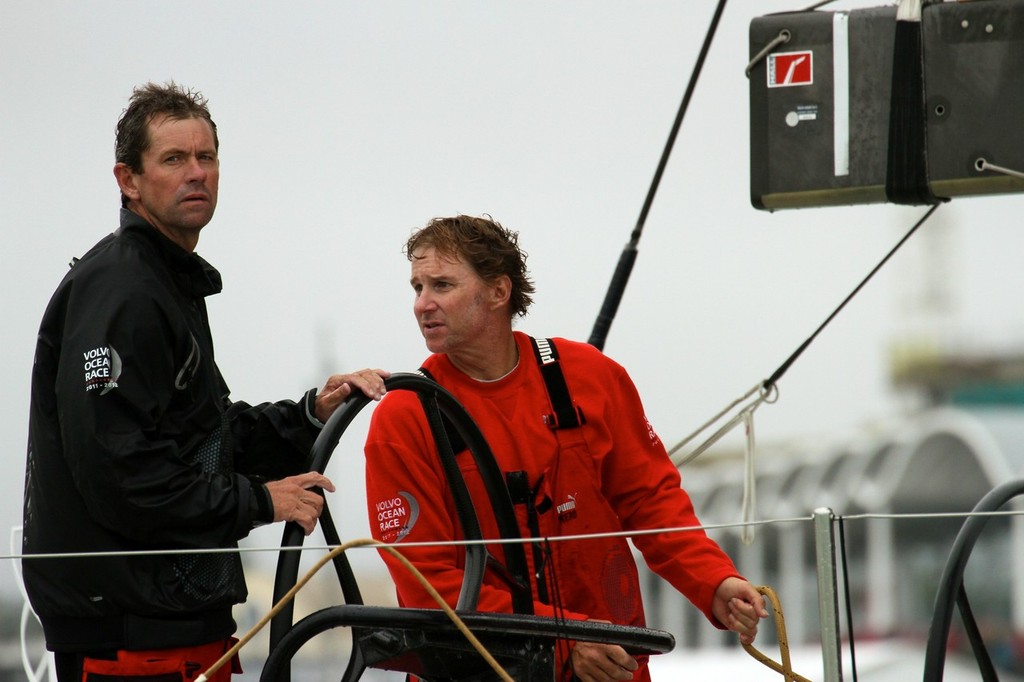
left=23, top=209, right=321, bottom=652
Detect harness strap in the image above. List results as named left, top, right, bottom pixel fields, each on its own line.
left=413, top=368, right=530, bottom=606
left=418, top=336, right=584, bottom=450
left=417, top=367, right=467, bottom=455
left=418, top=338, right=583, bottom=605
left=507, top=470, right=551, bottom=604
left=530, top=337, right=585, bottom=430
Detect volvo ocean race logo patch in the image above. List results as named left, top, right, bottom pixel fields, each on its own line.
left=375, top=492, right=419, bottom=543
left=644, top=416, right=661, bottom=446
left=83, top=345, right=121, bottom=395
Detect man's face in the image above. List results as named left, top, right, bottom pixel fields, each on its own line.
left=410, top=246, right=496, bottom=356
left=114, top=114, right=219, bottom=250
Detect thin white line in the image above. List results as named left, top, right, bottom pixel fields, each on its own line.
left=840, top=510, right=1024, bottom=521
left=12, top=510, right=1024, bottom=561
left=833, top=11, right=850, bottom=177
left=782, top=55, right=807, bottom=85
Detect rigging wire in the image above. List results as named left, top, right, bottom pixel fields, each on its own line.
left=837, top=516, right=859, bottom=682
left=671, top=203, right=941, bottom=462
left=588, top=0, right=728, bottom=351
left=670, top=204, right=941, bottom=545
left=21, top=502, right=1024, bottom=565
left=762, top=203, right=940, bottom=395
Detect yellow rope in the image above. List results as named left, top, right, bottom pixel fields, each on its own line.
left=196, top=538, right=513, bottom=682
left=741, top=585, right=813, bottom=682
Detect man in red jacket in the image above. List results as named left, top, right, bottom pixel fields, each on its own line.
left=364, top=214, right=766, bottom=682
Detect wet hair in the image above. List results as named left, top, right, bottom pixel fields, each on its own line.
left=114, top=81, right=218, bottom=206
left=405, top=215, right=536, bottom=318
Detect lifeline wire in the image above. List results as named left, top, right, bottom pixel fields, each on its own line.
left=16, top=506, right=1024, bottom=564
left=588, top=0, right=728, bottom=351
left=17, top=507, right=1024, bottom=681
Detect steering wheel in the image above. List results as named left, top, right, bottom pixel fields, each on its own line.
left=262, top=372, right=674, bottom=681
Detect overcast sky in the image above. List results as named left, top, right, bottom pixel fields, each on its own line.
left=3, top=0, right=1024, bottom=622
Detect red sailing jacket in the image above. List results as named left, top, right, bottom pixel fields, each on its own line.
left=364, top=332, right=742, bottom=680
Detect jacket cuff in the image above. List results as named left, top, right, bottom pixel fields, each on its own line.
left=303, top=387, right=325, bottom=429
left=250, top=482, right=275, bottom=527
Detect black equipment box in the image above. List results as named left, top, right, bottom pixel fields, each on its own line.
left=749, top=0, right=1024, bottom=211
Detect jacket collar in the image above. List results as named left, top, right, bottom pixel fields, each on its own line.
left=117, top=208, right=223, bottom=298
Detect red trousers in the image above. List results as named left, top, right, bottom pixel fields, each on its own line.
left=74, top=638, right=241, bottom=681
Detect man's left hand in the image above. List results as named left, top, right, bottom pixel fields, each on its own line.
left=711, top=576, right=769, bottom=645
left=315, top=369, right=390, bottom=423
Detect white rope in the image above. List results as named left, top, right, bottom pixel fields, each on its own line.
left=896, top=0, right=923, bottom=22
left=663, top=378, right=761, bottom=458
left=668, top=382, right=777, bottom=543
left=9, top=527, right=52, bottom=682
left=741, top=410, right=757, bottom=546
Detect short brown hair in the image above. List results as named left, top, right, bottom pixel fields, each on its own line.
left=405, top=215, right=535, bottom=318
left=114, top=81, right=218, bottom=206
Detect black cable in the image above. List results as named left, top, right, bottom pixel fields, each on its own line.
left=837, top=516, right=858, bottom=682
left=923, top=479, right=1024, bottom=680
left=957, top=585, right=1000, bottom=682
left=763, top=204, right=940, bottom=393
left=540, top=537, right=574, bottom=676
left=588, top=0, right=728, bottom=351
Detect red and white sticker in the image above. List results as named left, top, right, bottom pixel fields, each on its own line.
left=767, top=51, right=813, bottom=88
left=374, top=492, right=419, bottom=543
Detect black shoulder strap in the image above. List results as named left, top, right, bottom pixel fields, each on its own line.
left=418, top=338, right=584, bottom=453
left=530, top=337, right=584, bottom=430
left=418, top=367, right=468, bottom=454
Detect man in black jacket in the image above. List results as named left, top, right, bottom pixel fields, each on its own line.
left=22, top=81, right=388, bottom=681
